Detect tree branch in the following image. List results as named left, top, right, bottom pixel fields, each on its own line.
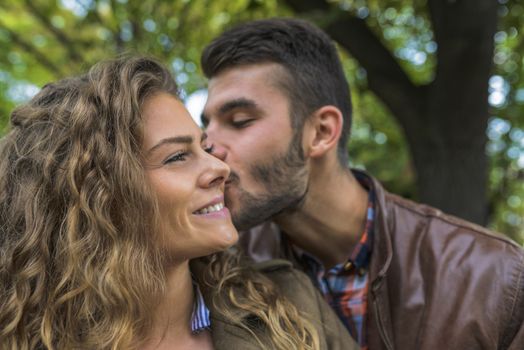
left=426, top=0, right=496, bottom=141
left=174, top=0, right=192, bottom=43
left=282, top=0, right=423, bottom=133
left=23, top=0, right=85, bottom=64
left=327, top=15, right=423, bottom=131
left=76, top=0, right=112, bottom=46
left=0, top=22, right=63, bottom=76
left=108, top=0, right=126, bottom=53
left=284, top=0, right=330, bottom=12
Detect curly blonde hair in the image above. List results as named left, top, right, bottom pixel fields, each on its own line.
left=0, top=56, right=318, bottom=350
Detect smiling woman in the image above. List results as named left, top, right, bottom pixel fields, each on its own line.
left=141, top=92, right=237, bottom=263
left=0, top=56, right=356, bottom=350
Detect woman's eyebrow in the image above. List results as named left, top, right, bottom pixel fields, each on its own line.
left=147, top=135, right=194, bottom=155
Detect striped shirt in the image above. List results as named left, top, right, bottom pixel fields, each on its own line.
left=191, top=283, right=211, bottom=333
left=291, top=173, right=375, bottom=349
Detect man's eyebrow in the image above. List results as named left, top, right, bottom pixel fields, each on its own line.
left=147, top=135, right=194, bottom=155
left=201, top=98, right=259, bottom=125
left=218, top=98, right=258, bottom=115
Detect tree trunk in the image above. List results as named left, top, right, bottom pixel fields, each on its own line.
left=284, top=0, right=497, bottom=225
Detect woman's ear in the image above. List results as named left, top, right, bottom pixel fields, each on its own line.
left=304, top=106, right=343, bottom=158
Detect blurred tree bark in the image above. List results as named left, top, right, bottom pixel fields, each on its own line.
left=284, top=0, right=497, bottom=225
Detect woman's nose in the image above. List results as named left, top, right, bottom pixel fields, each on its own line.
left=199, top=152, right=230, bottom=188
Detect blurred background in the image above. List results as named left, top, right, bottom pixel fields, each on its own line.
left=0, top=0, right=522, bottom=243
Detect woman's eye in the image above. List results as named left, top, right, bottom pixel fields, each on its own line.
left=164, top=151, right=188, bottom=164
left=203, top=144, right=214, bottom=153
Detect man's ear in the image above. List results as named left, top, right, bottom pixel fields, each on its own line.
left=304, top=106, right=343, bottom=158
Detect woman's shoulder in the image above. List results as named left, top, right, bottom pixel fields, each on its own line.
left=193, top=256, right=359, bottom=349
left=252, top=259, right=359, bottom=350
left=249, top=258, right=293, bottom=272
left=250, top=258, right=316, bottom=297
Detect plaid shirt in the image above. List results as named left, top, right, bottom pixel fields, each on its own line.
left=290, top=173, right=375, bottom=349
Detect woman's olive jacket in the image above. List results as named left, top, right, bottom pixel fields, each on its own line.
left=191, top=259, right=359, bottom=350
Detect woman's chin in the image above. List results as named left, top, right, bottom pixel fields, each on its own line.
left=211, top=230, right=240, bottom=254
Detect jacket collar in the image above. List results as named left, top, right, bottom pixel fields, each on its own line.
left=189, top=258, right=251, bottom=322
left=351, top=169, right=395, bottom=349
left=352, top=169, right=394, bottom=281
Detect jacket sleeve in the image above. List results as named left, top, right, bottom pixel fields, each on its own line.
left=210, top=317, right=266, bottom=350
left=507, top=254, right=524, bottom=350
left=508, top=325, right=524, bottom=350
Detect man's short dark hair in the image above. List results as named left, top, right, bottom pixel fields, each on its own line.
left=201, top=17, right=352, bottom=165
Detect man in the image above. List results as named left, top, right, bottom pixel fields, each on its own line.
left=200, top=18, right=524, bottom=349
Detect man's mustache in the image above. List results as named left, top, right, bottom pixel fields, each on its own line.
left=226, top=171, right=240, bottom=184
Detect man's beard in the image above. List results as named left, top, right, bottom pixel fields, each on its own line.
left=226, top=132, right=308, bottom=231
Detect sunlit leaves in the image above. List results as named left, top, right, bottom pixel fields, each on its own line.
left=0, top=0, right=522, bottom=242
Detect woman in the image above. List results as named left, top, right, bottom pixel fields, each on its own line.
left=0, top=56, right=356, bottom=349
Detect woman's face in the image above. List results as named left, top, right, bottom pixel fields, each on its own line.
left=141, top=92, right=238, bottom=261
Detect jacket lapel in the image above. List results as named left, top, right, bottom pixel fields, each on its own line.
left=366, top=171, right=395, bottom=350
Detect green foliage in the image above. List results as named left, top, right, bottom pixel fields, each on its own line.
left=335, top=0, right=436, bottom=202
left=486, top=1, right=524, bottom=243
left=0, top=0, right=522, bottom=243
left=344, top=53, right=415, bottom=200
left=0, top=0, right=290, bottom=116
left=332, top=0, right=524, bottom=243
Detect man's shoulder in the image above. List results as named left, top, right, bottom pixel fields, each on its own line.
left=382, top=189, right=522, bottom=253
left=373, top=188, right=524, bottom=349
left=354, top=168, right=521, bottom=253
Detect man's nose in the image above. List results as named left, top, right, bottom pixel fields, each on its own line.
left=206, top=127, right=228, bottom=161
left=210, top=143, right=227, bottom=161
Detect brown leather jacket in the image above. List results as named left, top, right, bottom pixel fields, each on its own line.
left=239, top=171, right=524, bottom=350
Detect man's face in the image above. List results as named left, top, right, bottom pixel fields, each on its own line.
left=202, top=63, right=308, bottom=230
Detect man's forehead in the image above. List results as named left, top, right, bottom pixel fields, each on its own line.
left=209, top=63, right=286, bottom=89
left=206, top=64, right=289, bottom=108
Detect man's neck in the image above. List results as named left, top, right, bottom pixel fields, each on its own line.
left=275, top=168, right=369, bottom=269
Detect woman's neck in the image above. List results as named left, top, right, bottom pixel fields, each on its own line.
left=142, top=260, right=213, bottom=350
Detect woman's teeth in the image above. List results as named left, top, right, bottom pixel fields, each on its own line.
left=194, top=202, right=224, bottom=215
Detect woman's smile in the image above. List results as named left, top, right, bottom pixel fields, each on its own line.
left=141, top=93, right=238, bottom=260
